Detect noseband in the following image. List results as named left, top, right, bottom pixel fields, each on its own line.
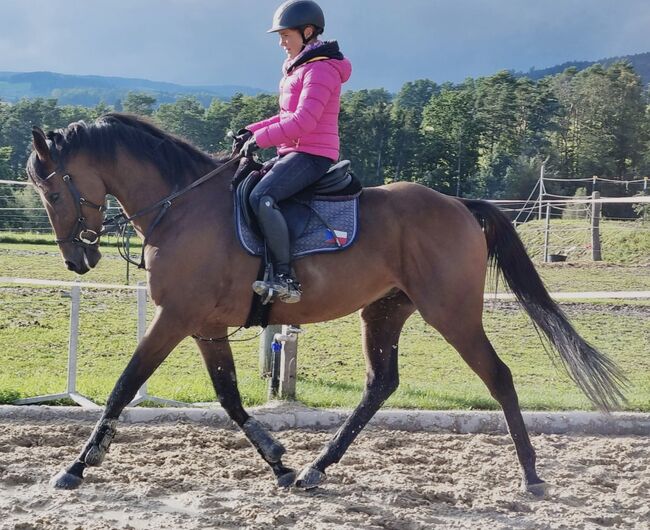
left=46, top=170, right=106, bottom=249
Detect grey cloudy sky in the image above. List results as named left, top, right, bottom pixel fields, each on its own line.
left=1, top=0, right=649, bottom=92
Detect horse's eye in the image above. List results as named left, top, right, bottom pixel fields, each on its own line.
left=49, top=192, right=60, bottom=204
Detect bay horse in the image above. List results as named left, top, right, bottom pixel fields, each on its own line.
left=26, top=113, right=625, bottom=496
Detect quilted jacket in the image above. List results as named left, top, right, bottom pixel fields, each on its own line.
left=247, top=41, right=352, bottom=161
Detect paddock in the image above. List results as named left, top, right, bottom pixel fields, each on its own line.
left=1, top=412, right=648, bottom=530
left=1, top=187, right=649, bottom=528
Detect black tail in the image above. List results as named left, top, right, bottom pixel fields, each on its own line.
left=461, top=198, right=628, bottom=411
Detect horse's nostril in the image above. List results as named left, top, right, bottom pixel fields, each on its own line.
left=65, top=260, right=78, bottom=272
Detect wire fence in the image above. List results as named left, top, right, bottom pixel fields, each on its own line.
left=1, top=179, right=648, bottom=264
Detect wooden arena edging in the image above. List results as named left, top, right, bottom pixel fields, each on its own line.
left=1, top=403, right=649, bottom=435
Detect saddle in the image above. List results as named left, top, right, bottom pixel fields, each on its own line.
left=232, top=157, right=362, bottom=328
left=233, top=158, right=362, bottom=258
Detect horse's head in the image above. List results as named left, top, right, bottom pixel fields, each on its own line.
left=26, top=126, right=106, bottom=274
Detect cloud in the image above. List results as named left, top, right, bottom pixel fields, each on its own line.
left=0, top=0, right=648, bottom=92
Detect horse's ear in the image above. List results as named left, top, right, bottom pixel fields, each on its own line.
left=32, top=126, right=51, bottom=163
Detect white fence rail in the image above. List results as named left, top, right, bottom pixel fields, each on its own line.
left=3, top=278, right=183, bottom=408
left=2, top=276, right=649, bottom=409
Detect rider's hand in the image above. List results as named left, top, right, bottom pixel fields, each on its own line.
left=236, top=128, right=253, bottom=143
left=241, top=136, right=259, bottom=158
left=232, top=129, right=253, bottom=153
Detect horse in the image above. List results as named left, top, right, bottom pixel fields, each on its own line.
left=26, top=113, right=626, bottom=496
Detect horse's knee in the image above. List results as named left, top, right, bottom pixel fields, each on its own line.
left=366, top=372, right=399, bottom=401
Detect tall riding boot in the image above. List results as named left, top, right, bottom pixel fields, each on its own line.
left=252, top=195, right=302, bottom=303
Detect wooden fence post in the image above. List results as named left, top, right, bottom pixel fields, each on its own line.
left=543, top=203, right=551, bottom=262
left=279, top=325, right=299, bottom=400
left=267, top=325, right=301, bottom=400
left=591, top=191, right=602, bottom=261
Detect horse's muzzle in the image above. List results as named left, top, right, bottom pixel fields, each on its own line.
left=63, top=245, right=102, bottom=275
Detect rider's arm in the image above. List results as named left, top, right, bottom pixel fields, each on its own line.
left=247, top=114, right=281, bottom=133
left=253, top=62, right=336, bottom=148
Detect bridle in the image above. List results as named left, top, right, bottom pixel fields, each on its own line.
left=45, top=170, right=106, bottom=249
left=42, top=153, right=244, bottom=268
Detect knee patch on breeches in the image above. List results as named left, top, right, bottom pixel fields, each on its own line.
left=253, top=194, right=279, bottom=219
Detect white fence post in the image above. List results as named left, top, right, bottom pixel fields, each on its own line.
left=66, top=284, right=80, bottom=394
left=14, top=284, right=99, bottom=408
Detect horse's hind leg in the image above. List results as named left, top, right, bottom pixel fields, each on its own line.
left=195, top=332, right=296, bottom=487
left=295, top=290, right=415, bottom=489
left=51, top=310, right=187, bottom=489
left=424, top=304, right=546, bottom=495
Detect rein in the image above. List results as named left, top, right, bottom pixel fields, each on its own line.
left=51, top=153, right=243, bottom=269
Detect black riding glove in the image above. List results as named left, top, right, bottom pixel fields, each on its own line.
left=236, top=128, right=253, bottom=143
left=241, top=136, right=259, bottom=158
left=232, top=128, right=253, bottom=152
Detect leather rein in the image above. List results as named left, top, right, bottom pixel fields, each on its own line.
left=46, top=153, right=243, bottom=269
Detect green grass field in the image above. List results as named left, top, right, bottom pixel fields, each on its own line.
left=1, top=221, right=648, bottom=411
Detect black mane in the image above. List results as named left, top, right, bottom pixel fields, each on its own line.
left=45, top=113, right=220, bottom=187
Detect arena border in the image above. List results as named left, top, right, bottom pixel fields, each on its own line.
left=1, top=402, right=649, bottom=435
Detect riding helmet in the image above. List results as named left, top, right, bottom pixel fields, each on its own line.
left=267, top=0, right=325, bottom=33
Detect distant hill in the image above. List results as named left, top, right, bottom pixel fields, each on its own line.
left=0, top=71, right=266, bottom=106
left=1, top=50, right=648, bottom=107
left=515, top=51, right=650, bottom=85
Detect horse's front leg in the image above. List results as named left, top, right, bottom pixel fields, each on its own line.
left=296, top=292, right=415, bottom=489
left=51, top=311, right=187, bottom=489
left=195, top=332, right=296, bottom=487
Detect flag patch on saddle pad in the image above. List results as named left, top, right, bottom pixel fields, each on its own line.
left=325, top=229, right=348, bottom=246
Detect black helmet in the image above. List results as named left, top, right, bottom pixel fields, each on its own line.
left=267, top=0, right=325, bottom=33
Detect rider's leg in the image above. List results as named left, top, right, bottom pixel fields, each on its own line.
left=249, top=152, right=332, bottom=300
left=255, top=194, right=292, bottom=275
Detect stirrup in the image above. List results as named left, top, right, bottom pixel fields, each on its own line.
left=252, top=273, right=302, bottom=304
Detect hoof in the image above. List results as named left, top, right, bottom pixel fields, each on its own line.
left=50, top=469, right=84, bottom=490
left=523, top=480, right=548, bottom=497
left=295, top=466, right=325, bottom=490
left=276, top=469, right=296, bottom=488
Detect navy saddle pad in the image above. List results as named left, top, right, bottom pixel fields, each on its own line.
left=234, top=161, right=362, bottom=259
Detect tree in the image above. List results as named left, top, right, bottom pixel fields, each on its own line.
left=0, top=98, right=59, bottom=175
left=388, top=79, right=438, bottom=182
left=474, top=71, right=521, bottom=193
left=339, top=89, right=392, bottom=186
left=122, top=92, right=157, bottom=116
left=155, top=96, right=209, bottom=149
left=421, top=83, right=480, bottom=195
left=0, top=146, right=13, bottom=181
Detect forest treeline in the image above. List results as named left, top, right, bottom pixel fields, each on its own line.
left=1, top=62, right=649, bottom=203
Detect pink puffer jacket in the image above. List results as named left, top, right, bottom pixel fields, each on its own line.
left=247, top=42, right=352, bottom=162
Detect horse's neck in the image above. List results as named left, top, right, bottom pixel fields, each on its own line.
left=106, top=156, right=225, bottom=236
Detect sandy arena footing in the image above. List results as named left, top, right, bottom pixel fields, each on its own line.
left=0, top=412, right=649, bottom=529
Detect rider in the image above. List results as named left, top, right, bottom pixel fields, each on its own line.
left=239, top=0, right=352, bottom=304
